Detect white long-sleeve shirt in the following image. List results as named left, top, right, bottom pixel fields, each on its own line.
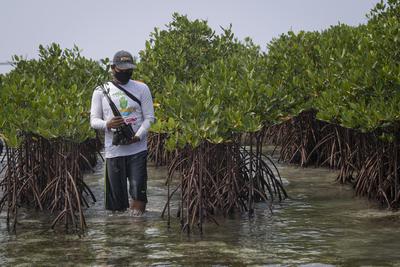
left=90, top=80, right=155, bottom=158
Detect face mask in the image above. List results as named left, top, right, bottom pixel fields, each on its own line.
left=114, top=70, right=132, bottom=84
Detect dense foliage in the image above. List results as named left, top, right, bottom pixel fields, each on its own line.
left=134, top=14, right=275, bottom=149
left=132, top=1, right=400, bottom=151
left=265, top=0, right=400, bottom=137
left=0, top=43, right=109, bottom=147
left=2, top=1, right=398, bottom=149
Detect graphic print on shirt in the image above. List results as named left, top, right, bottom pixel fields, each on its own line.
left=112, top=91, right=138, bottom=125
left=119, top=97, right=131, bottom=115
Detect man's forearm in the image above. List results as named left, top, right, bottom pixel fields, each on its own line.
left=90, top=117, right=107, bottom=130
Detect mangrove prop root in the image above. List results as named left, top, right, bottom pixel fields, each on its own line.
left=164, top=137, right=287, bottom=233
left=148, top=132, right=176, bottom=166
left=0, top=134, right=98, bottom=233
left=266, top=110, right=400, bottom=209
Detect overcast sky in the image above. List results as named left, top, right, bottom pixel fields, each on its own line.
left=0, top=0, right=379, bottom=74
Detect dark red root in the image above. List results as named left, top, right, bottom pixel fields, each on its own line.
left=266, top=110, right=400, bottom=209
left=0, top=134, right=98, bottom=233
left=163, top=135, right=287, bottom=234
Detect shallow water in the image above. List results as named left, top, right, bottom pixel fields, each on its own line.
left=1, top=153, right=400, bottom=266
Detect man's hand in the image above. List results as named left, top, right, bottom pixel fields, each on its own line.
left=125, top=136, right=140, bottom=145
left=131, top=136, right=141, bottom=143
left=106, top=116, right=125, bottom=129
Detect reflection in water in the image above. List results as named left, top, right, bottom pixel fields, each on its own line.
left=0, top=154, right=400, bottom=266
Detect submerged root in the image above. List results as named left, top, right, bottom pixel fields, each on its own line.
left=266, top=110, right=400, bottom=209
left=163, top=136, right=287, bottom=234
left=0, top=134, right=97, bottom=233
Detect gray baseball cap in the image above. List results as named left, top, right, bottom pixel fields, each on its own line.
left=112, top=50, right=135, bottom=70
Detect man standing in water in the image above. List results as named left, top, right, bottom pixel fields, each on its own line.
left=90, top=50, right=155, bottom=215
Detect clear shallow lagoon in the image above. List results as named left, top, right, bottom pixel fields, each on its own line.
left=1, top=154, right=400, bottom=266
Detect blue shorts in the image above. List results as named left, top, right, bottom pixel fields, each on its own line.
left=104, top=150, right=148, bottom=211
